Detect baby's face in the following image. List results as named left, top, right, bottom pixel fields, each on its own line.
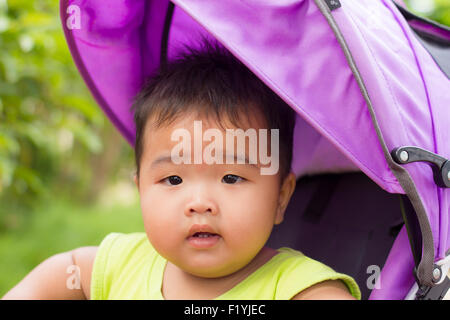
left=135, top=111, right=292, bottom=278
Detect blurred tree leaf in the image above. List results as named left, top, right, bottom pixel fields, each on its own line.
left=0, top=0, right=107, bottom=216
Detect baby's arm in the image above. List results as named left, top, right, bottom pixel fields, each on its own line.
left=1, top=246, right=97, bottom=300
left=291, top=280, right=356, bottom=300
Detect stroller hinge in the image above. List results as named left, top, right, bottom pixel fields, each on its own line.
left=323, top=0, right=341, bottom=11
left=391, top=146, right=450, bottom=188
left=414, top=264, right=450, bottom=300
left=415, top=277, right=450, bottom=300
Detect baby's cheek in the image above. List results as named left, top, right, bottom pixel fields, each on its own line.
left=224, top=209, right=272, bottom=244
left=139, top=188, right=171, bottom=220
left=143, top=210, right=181, bottom=258
left=140, top=195, right=177, bottom=241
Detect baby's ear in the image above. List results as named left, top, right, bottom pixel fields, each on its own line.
left=275, top=172, right=296, bottom=225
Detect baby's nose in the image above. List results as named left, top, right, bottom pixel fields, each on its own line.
left=184, top=194, right=218, bottom=217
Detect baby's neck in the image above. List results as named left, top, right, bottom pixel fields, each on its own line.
left=161, top=246, right=278, bottom=300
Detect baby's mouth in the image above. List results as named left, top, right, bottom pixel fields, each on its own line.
left=190, top=232, right=219, bottom=238
left=187, top=224, right=220, bottom=238
left=186, top=224, right=221, bottom=248
left=187, top=232, right=221, bottom=249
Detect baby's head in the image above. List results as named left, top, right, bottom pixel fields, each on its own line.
left=132, top=39, right=297, bottom=278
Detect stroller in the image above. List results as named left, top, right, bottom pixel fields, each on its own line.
left=60, top=0, right=450, bottom=299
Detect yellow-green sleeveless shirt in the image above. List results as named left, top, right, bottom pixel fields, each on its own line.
left=90, top=232, right=361, bottom=300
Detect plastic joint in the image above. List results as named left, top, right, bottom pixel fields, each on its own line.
left=391, top=146, right=450, bottom=188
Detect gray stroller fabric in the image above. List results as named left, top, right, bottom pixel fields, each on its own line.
left=267, top=172, right=404, bottom=300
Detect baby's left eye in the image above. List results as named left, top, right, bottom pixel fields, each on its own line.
left=222, top=174, right=244, bottom=184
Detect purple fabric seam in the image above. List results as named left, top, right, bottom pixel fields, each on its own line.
left=70, top=34, right=123, bottom=49
left=344, top=6, right=412, bottom=148
left=332, top=4, right=415, bottom=299
left=383, top=0, right=441, bottom=259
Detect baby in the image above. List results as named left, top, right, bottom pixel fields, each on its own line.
left=2, top=39, right=360, bottom=300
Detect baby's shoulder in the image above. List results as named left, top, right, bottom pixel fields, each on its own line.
left=290, top=279, right=356, bottom=300
left=269, top=247, right=361, bottom=300
left=72, top=246, right=98, bottom=300
left=99, top=232, right=149, bottom=249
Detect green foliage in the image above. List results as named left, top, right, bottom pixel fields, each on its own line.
left=0, top=197, right=144, bottom=296
left=429, top=0, right=450, bottom=26
left=404, top=0, right=450, bottom=26
left=0, top=3, right=140, bottom=297
left=0, top=0, right=114, bottom=229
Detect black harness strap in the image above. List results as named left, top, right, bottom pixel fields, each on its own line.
left=302, top=175, right=341, bottom=223
left=399, top=195, right=423, bottom=269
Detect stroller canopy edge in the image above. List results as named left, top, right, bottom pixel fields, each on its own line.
left=323, top=0, right=449, bottom=293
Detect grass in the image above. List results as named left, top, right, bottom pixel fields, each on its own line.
left=0, top=197, right=144, bottom=297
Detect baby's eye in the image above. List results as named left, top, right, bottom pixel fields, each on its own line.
left=222, top=174, right=244, bottom=184
left=163, top=175, right=183, bottom=186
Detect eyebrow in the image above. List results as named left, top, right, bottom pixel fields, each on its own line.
left=151, top=155, right=174, bottom=168
left=150, top=153, right=260, bottom=168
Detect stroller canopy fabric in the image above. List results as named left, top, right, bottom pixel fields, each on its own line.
left=60, top=0, right=450, bottom=299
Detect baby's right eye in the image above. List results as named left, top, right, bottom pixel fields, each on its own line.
left=162, top=175, right=183, bottom=186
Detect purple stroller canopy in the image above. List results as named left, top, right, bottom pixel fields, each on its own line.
left=60, top=0, right=450, bottom=299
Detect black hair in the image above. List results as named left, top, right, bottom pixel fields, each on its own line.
left=131, top=38, right=296, bottom=181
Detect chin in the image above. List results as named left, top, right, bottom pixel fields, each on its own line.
left=186, top=268, right=233, bottom=279
left=182, top=261, right=243, bottom=279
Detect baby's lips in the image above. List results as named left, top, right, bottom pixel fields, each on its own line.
left=187, top=224, right=220, bottom=238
